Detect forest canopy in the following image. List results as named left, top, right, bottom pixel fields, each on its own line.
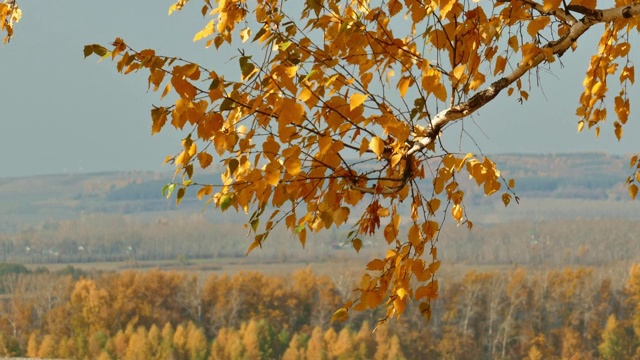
left=4, top=0, right=640, bottom=323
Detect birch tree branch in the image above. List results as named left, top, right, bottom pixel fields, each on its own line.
left=406, top=3, right=640, bottom=156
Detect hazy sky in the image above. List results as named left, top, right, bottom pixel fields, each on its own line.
left=1, top=1, right=639, bottom=178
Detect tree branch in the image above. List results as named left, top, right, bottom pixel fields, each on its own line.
left=406, top=3, right=640, bottom=156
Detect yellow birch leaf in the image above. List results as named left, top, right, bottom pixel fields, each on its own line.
left=428, top=261, right=441, bottom=274
left=621, top=65, right=635, bottom=84
left=527, top=17, right=550, bottom=38
left=451, top=204, right=463, bottom=222
left=615, top=122, right=623, bottom=141
left=415, top=284, right=438, bottom=300
left=151, top=108, right=167, bottom=134
left=629, top=184, right=638, bottom=200
left=193, top=20, right=214, bottom=42
left=577, top=120, right=585, bottom=132
left=352, top=238, right=363, bottom=253
left=422, top=221, right=439, bottom=240
left=386, top=69, right=395, bottom=83
left=197, top=152, right=213, bottom=169
left=331, top=308, right=348, bottom=322
left=502, top=193, right=511, bottom=207
left=433, top=177, right=444, bottom=194
left=197, top=185, right=212, bottom=200
left=396, top=288, right=408, bottom=300
left=264, top=170, right=280, bottom=187
left=359, top=137, right=370, bottom=156
left=508, top=36, right=518, bottom=53
left=284, top=157, right=302, bottom=176
left=383, top=223, right=397, bottom=244
left=280, top=98, right=305, bottom=125
left=544, top=0, right=562, bottom=11
left=397, top=77, right=411, bottom=98
left=426, top=198, right=441, bottom=215
left=450, top=64, right=466, bottom=82
left=171, top=77, right=197, bottom=100
left=366, top=259, right=386, bottom=271
left=350, top=93, right=368, bottom=111
left=239, top=27, right=251, bottom=43
left=298, top=87, right=312, bottom=102
left=408, top=224, right=422, bottom=248
left=298, top=227, right=307, bottom=247
left=508, top=178, right=515, bottom=188
left=333, top=207, right=350, bottom=226
left=369, top=137, right=385, bottom=157
left=494, top=56, right=507, bottom=76
left=630, top=155, right=638, bottom=168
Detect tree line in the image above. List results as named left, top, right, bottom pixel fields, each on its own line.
left=1, top=264, right=640, bottom=359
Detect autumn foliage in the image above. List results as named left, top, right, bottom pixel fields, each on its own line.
left=89, top=0, right=640, bottom=323
left=1, top=265, right=640, bottom=359
left=6, top=0, right=640, bottom=322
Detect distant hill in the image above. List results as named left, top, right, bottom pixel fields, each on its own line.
left=0, top=152, right=634, bottom=231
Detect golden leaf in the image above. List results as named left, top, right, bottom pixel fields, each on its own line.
left=502, top=193, right=511, bottom=207
left=396, top=288, right=409, bottom=300
left=298, top=87, right=312, bottom=102
left=280, top=98, right=305, bottom=125
left=193, top=20, right=214, bottom=42
left=367, top=259, right=386, bottom=271
left=284, top=157, right=302, bottom=176
left=614, top=122, right=623, bottom=141
left=331, top=308, right=348, bottom=322
left=239, top=27, right=251, bottom=43
left=426, top=198, right=440, bottom=215
left=197, top=152, right=213, bottom=169
left=151, top=108, right=167, bottom=135
left=450, top=64, right=466, bottom=83
left=369, top=137, right=385, bottom=157
left=333, top=207, right=350, bottom=226
left=352, top=238, right=363, bottom=253
left=397, top=77, right=411, bottom=98
left=408, top=224, right=422, bottom=248
left=451, top=204, right=463, bottom=223
left=621, top=65, right=635, bottom=84
left=629, top=184, right=638, bottom=200
left=422, top=221, right=439, bottom=240
left=197, top=185, right=212, bottom=200
left=349, top=93, right=368, bottom=111
left=527, top=16, right=550, bottom=38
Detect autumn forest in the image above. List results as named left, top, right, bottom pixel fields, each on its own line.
left=1, top=262, right=640, bottom=359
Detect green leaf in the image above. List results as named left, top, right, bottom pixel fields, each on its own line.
left=83, top=44, right=108, bottom=58
left=162, top=183, right=176, bottom=199
left=251, top=219, right=260, bottom=232
left=220, top=194, right=234, bottom=211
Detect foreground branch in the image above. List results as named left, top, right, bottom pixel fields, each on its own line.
left=406, top=3, right=640, bottom=156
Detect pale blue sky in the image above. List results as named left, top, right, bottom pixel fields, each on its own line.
left=1, top=1, right=638, bottom=178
